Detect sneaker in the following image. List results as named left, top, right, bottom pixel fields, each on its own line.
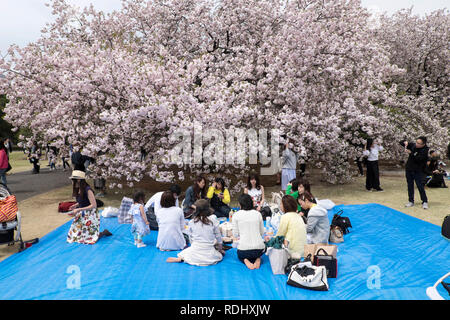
left=366, top=188, right=372, bottom=192
left=422, top=202, right=429, bottom=210
left=405, top=202, right=414, bottom=208
left=374, top=188, right=384, bottom=192
left=137, top=242, right=147, bottom=248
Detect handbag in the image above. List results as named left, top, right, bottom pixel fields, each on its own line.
left=259, top=206, right=272, bottom=220
left=313, top=248, right=338, bottom=278
left=331, top=210, right=352, bottom=234
left=58, top=201, right=77, bottom=213
left=287, top=263, right=329, bottom=291
left=6, top=162, right=12, bottom=173
left=266, top=246, right=290, bottom=275
left=0, top=195, right=18, bottom=222
left=329, top=225, right=344, bottom=243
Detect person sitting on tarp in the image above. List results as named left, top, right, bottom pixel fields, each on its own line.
left=232, top=194, right=266, bottom=270
left=166, top=199, right=224, bottom=266
left=298, top=191, right=330, bottom=244
left=207, top=177, right=231, bottom=218
left=155, top=191, right=186, bottom=251
left=267, top=195, right=306, bottom=259
left=144, top=184, right=181, bottom=230
left=425, top=151, right=447, bottom=188
left=66, top=170, right=112, bottom=244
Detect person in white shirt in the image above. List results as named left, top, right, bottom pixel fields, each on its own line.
left=363, top=138, right=384, bottom=192
left=144, top=184, right=181, bottom=230
left=155, top=191, right=186, bottom=251
left=166, top=199, right=224, bottom=266
left=232, top=194, right=266, bottom=270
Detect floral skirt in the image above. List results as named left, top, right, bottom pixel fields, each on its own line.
left=67, top=209, right=100, bottom=245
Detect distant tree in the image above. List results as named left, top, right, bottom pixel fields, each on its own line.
left=0, top=94, right=14, bottom=140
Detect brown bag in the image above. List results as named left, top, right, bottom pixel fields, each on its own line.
left=329, top=226, right=344, bottom=243
left=304, top=243, right=338, bottom=259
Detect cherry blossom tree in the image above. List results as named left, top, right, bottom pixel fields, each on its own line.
left=374, top=8, right=449, bottom=129
left=0, top=0, right=448, bottom=188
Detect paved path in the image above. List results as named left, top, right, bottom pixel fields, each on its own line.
left=3, top=168, right=71, bottom=202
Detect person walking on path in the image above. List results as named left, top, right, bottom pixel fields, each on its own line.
left=400, top=136, right=429, bottom=209
left=0, top=138, right=9, bottom=186
left=28, top=141, right=41, bottom=174
left=363, top=138, right=384, bottom=192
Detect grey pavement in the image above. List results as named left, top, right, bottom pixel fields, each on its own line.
left=4, top=167, right=71, bottom=202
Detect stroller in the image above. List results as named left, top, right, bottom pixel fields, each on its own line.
left=0, top=183, right=39, bottom=252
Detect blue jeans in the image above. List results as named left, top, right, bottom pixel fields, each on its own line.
left=0, top=168, right=7, bottom=186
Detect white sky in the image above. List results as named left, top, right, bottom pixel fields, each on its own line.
left=0, top=0, right=448, bottom=56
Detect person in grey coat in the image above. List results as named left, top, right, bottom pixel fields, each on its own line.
left=281, top=141, right=297, bottom=191
left=298, top=191, right=330, bottom=244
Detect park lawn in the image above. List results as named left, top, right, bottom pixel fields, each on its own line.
left=7, top=151, right=33, bottom=174
left=1, top=172, right=448, bottom=262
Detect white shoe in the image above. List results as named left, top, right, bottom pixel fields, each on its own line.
left=137, top=242, right=147, bottom=248
left=405, top=202, right=414, bottom=207
left=422, top=202, right=429, bottom=210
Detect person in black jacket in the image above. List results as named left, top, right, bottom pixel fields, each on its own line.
left=399, top=136, right=429, bottom=209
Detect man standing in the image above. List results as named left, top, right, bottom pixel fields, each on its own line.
left=400, top=136, right=429, bottom=209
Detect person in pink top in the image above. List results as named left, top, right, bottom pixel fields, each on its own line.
left=0, top=138, right=9, bottom=186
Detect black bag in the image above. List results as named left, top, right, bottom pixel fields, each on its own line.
left=146, top=206, right=159, bottom=231
left=313, top=248, right=338, bottom=278
left=0, top=229, right=14, bottom=244
left=96, top=199, right=104, bottom=208
left=427, top=173, right=446, bottom=188
left=442, top=215, right=450, bottom=240
left=259, top=206, right=272, bottom=221
left=284, top=258, right=301, bottom=274
left=331, top=210, right=352, bottom=234
left=6, top=162, right=12, bottom=173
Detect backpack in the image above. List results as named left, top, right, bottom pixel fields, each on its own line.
left=146, top=206, right=159, bottom=231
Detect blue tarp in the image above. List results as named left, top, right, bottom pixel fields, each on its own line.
left=0, top=203, right=448, bottom=300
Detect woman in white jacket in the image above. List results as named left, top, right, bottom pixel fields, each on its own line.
left=298, top=191, right=330, bottom=244
left=166, top=199, right=224, bottom=266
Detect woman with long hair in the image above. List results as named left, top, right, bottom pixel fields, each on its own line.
left=244, top=172, right=267, bottom=211
left=166, top=199, right=224, bottom=266
left=298, top=191, right=330, bottom=244
left=363, top=138, right=384, bottom=192
left=67, top=170, right=111, bottom=244
left=206, top=177, right=231, bottom=218
left=183, top=175, right=207, bottom=218
left=0, top=138, right=9, bottom=186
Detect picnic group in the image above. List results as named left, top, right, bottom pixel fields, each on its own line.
left=44, top=135, right=448, bottom=271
